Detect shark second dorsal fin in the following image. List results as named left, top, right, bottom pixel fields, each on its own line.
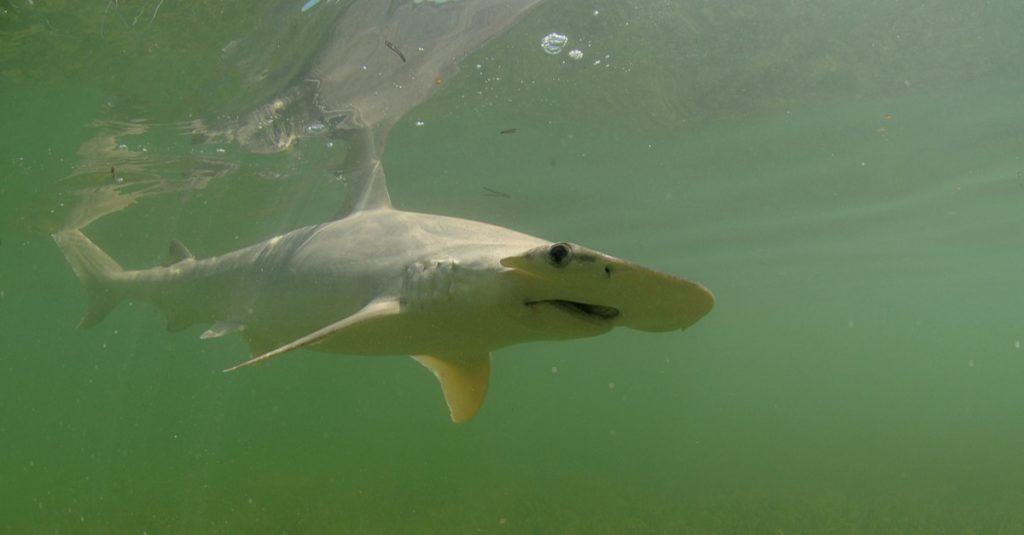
left=413, top=353, right=492, bottom=423
left=162, top=239, right=195, bottom=267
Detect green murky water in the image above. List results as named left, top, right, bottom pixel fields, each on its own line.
left=3, top=0, right=1024, bottom=532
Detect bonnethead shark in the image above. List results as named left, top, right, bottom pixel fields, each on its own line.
left=53, top=156, right=714, bottom=422
left=53, top=0, right=714, bottom=422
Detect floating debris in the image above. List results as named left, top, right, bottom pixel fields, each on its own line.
left=385, top=40, right=407, bottom=62
left=541, top=32, right=568, bottom=55
left=482, top=186, right=510, bottom=199
left=499, top=128, right=517, bottom=134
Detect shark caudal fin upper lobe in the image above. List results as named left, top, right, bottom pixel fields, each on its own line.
left=53, top=229, right=125, bottom=329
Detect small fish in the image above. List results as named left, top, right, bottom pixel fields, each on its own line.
left=482, top=187, right=510, bottom=199
left=385, top=40, right=406, bottom=63
left=499, top=128, right=518, bottom=135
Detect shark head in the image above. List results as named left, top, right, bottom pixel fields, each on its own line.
left=499, top=241, right=715, bottom=338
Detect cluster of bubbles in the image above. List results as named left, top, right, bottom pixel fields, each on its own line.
left=540, top=32, right=568, bottom=55
left=541, top=32, right=587, bottom=62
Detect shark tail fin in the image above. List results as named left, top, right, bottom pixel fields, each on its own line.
left=53, top=229, right=126, bottom=329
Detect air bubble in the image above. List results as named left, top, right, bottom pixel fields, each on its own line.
left=541, top=32, right=568, bottom=55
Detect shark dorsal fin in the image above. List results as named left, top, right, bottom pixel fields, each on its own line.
left=344, top=160, right=392, bottom=214
left=413, top=353, right=491, bottom=423
left=162, top=239, right=195, bottom=267
left=334, top=126, right=393, bottom=219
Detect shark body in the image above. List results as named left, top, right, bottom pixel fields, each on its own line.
left=54, top=164, right=713, bottom=422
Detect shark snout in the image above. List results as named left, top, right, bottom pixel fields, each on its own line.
left=502, top=244, right=714, bottom=333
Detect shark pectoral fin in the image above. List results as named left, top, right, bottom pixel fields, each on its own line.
left=201, top=321, right=246, bottom=340
left=413, top=352, right=491, bottom=423
left=222, top=297, right=402, bottom=372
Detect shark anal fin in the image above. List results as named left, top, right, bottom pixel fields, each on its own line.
left=413, top=352, right=491, bottom=423
left=162, top=239, right=195, bottom=267
left=222, top=297, right=402, bottom=372
left=201, top=321, right=246, bottom=340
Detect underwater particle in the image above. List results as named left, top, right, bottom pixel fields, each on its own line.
left=415, top=120, right=425, bottom=126
left=551, top=366, right=558, bottom=374
left=1015, top=340, right=1021, bottom=349
left=215, top=148, right=227, bottom=154
left=499, top=517, right=508, bottom=525
left=301, top=0, right=320, bottom=12
left=541, top=32, right=568, bottom=55
left=593, top=10, right=600, bottom=15
left=499, top=128, right=517, bottom=134
left=434, top=76, right=443, bottom=85
left=883, top=113, right=895, bottom=120
left=482, top=186, right=510, bottom=198
left=326, top=141, right=334, bottom=148
left=592, top=59, right=601, bottom=66
left=968, top=359, right=975, bottom=368
left=385, top=40, right=406, bottom=62
left=568, top=49, right=583, bottom=60
left=608, top=382, right=615, bottom=390
left=306, top=122, right=326, bottom=134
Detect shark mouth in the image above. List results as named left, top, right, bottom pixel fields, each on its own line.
left=525, top=299, right=620, bottom=321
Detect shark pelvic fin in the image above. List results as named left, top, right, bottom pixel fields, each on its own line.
left=201, top=321, right=246, bottom=340
left=222, top=297, right=402, bottom=372
left=162, top=239, right=195, bottom=267
left=413, top=352, right=491, bottom=423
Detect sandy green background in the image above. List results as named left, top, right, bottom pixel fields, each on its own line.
left=2, top=0, right=1024, bottom=532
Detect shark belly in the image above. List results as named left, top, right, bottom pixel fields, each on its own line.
left=237, top=210, right=545, bottom=356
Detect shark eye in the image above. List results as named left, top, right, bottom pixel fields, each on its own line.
left=548, top=243, right=572, bottom=267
